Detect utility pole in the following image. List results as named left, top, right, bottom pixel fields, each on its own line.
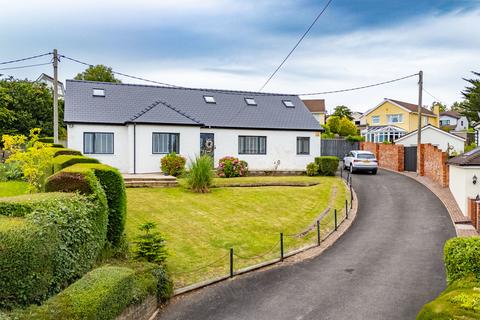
left=416, top=70, right=423, bottom=175
left=53, top=49, right=59, bottom=144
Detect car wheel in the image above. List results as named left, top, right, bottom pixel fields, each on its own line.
left=349, top=165, right=354, bottom=173
left=372, top=169, right=377, bottom=175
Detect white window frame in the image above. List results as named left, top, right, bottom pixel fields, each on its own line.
left=387, top=114, right=403, bottom=124
left=371, top=116, right=380, bottom=124
left=152, top=132, right=180, bottom=154
left=238, top=136, right=266, bottom=154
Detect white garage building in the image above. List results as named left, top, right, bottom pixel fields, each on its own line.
left=64, top=80, right=323, bottom=174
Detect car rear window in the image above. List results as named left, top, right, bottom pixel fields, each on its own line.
left=357, top=154, right=375, bottom=159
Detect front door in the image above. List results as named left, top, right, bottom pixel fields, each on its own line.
left=200, top=133, right=215, bottom=163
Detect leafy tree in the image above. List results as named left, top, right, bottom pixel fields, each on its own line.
left=74, top=64, right=122, bottom=83
left=332, top=105, right=353, bottom=120
left=326, top=115, right=341, bottom=134
left=431, top=102, right=447, bottom=112
left=451, top=101, right=466, bottom=112
left=0, top=77, right=65, bottom=138
left=460, top=72, right=480, bottom=122
left=338, top=117, right=358, bottom=136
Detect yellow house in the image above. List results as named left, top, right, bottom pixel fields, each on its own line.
left=361, top=98, right=440, bottom=143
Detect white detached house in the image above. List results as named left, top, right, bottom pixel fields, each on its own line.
left=65, top=80, right=323, bottom=174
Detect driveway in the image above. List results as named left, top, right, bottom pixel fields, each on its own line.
left=158, top=170, right=456, bottom=320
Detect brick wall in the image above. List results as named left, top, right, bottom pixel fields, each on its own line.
left=466, top=198, right=480, bottom=232
left=360, top=142, right=448, bottom=188
left=116, top=295, right=157, bottom=320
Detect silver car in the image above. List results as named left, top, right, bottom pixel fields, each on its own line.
left=343, top=150, right=378, bottom=174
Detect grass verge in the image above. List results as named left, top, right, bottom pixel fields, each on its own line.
left=0, top=181, right=28, bottom=197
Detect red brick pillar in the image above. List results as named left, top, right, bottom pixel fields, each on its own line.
left=418, top=144, right=425, bottom=176
left=468, top=198, right=477, bottom=227
left=398, top=145, right=405, bottom=172
left=476, top=201, right=480, bottom=232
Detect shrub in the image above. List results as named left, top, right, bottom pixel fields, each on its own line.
left=217, top=156, right=248, bottom=178
left=315, top=156, right=339, bottom=176
left=18, top=264, right=172, bottom=320
left=0, top=193, right=72, bottom=217
left=0, top=192, right=108, bottom=309
left=0, top=161, right=23, bottom=181
left=306, top=162, right=319, bottom=176
left=133, top=222, right=167, bottom=264
left=52, top=155, right=100, bottom=173
left=37, top=137, right=54, bottom=144
left=464, top=143, right=477, bottom=153
left=62, top=163, right=127, bottom=247
left=345, top=135, right=365, bottom=142
left=160, top=152, right=186, bottom=177
left=48, top=147, right=82, bottom=157
left=188, top=155, right=213, bottom=193
left=444, top=237, right=480, bottom=283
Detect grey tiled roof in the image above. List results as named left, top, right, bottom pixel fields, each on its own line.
left=65, top=80, right=322, bottom=131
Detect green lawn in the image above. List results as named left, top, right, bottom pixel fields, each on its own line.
left=0, top=181, right=28, bottom=197
left=126, top=176, right=348, bottom=287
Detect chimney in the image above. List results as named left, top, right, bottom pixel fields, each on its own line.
left=433, top=103, right=441, bottom=127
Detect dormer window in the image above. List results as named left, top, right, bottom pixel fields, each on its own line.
left=93, top=88, right=105, bottom=97
left=245, top=97, right=257, bottom=106
left=283, top=100, right=295, bottom=108
left=204, top=95, right=216, bottom=104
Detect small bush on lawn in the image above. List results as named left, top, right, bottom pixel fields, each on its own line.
left=217, top=156, right=248, bottom=178
left=0, top=192, right=108, bottom=309
left=18, top=264, right=172, bottom=320
left=315, top=156, right=339, bottom=176
left=133, top=222, right=167, bottom=264
left=306, top=162, right=319, bottom=176
left=188, top=155, right=213, bottom=193
left=0, top=162, right=23, bottom=182
left=52, top=155, right=100, bottom=173
left=444, top=237, right=480, bottom=283
left=160, top=152, right=186, bottom=177
left=62, top=163, right=127, bottom=247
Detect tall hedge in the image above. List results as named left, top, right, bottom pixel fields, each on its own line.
left=63, top=163, right=126, bottom=246
left=47, top=147, right=82, bottom=157
left=52, top=155, right=100, bottom=173
left=0, top=192, right=108, bottom=309
left=315, top=156, right=339, bottom=176
left=444, top=237, right=480, bottom=283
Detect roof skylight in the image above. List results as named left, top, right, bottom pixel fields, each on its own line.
left=245, top=97, right=257, bottom=106
left=204, top=95, right=216, bottom=104
left=283, top=100, right=295, bottom=108
left=92, top=88, right=105, bottom=97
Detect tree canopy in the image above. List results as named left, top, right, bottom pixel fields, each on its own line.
left=0, top=77, right=65, bottom=138
left=332, top=105, right=353, bottom=120
left=325, top=115, right=358, bottom=137
left=460, top=72, right=480, bottom=122
left=74, top=64, right=122, bottom=83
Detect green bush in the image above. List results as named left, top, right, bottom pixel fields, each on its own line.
left=188, top=155, right=213, bottom=193
left=217, top=156, right=248, bottom=178
left=62, top=163, right=127, bottom=247
left=45, top=170, right=100, bottom=195
left=417, top=275, right=480, bottom=319
left=444, top=237, right=480, bottom=283
left=133, top=222, right=167, bottom=264
left=0, top=193, right=72, bottom=217
left=52, top=155, right=100, bottom=173
left=37, top=137, right=54, bottom=144
left=0, top=192, right=108, bottom=309
left=306, top=162, right=319, bottom=176
left=0, top=162, right=23, bottom=182
left=160, top=152, right=186, bottom=177
left=47, top=147, right=82, bottom=157
left=315, top=156, right=339, bottom=176
left=345, top=135, right=365, bottom=142
left=18, top=264, right=172, bottom=320
left=465, top=143, right=477, bottom=153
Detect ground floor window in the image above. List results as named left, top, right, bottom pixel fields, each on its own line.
left=297, top=137, right=310, bottom=155
left=84, top=132, right=114, bottom=154
left=152, top=133, right=179, bottom=154
left=238, top=136, right=267, bottom=154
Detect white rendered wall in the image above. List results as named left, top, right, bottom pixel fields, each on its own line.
left=202, top=128, right=321, bottom=171
left=395, top=127, right=464, bottom=153
left=67, top=124, right=130, bottom=172
left=449, top=165, right=480, bottom=216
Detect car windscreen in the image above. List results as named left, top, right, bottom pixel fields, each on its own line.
left=357, top=153, right=375, bottom=159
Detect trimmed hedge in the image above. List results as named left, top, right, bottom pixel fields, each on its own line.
left=52, top=155, right=100, bottom=173
left=0, top=193, right=72, bottom=217
left=315, top=156, right=339, bottom=176
left=444, top=237, right=480, bottom=283
left=48, top=147, right=82, bottom=157
left=0, top=192, right=108, bottom=309
left=19, top=264, right=172, bottom=320
left=37, top=137, right=54, bottom=144
left=62, top=163, right=126, bottom=246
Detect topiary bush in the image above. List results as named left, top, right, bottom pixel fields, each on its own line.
left=188, top=155, right=213, bottom=193
left=315, top=156, right=339, bottom=176
left=217, top=156, right=248, bottom=178
left=62, top=163, right=127, bottom=247
left=0, top=192, right=108, bottom=309
left=47, top=147, right=82, bottom=157
left=37, top=137, right=54, bottom=144
left=160, top=152, right=186, bottom=177
left=17, top=263, right=172, bottom=320
left=306, top=162, right=319, bottom=176
left=444, top=237, right=480, bottom=283
left=52, top=155, right=100, bottom=173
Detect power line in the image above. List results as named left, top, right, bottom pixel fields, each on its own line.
left=0, top=62, right=52, bottom=71
left=422, top=87, right=442, bottom=103
left=296, top=73, right=419, bottom=96
left=59, top=54, right=182, bottom=88
left=258, top=0, right=334, bottom=91
left=0, top=52, right=52, bottom=65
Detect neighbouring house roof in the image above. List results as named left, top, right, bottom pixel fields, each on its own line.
left=65, top=80, right=322, bottom=131
left=36, top=73, right=65, bottom=95
left=449, top=147, right=480, bottom=166
left=394, top=124, right=466, bottom=143
left=364, top=98, right=435, bottom=117
left=302, top=99, right=325, bottom=113
left=440, top=111, right=461, bottom=119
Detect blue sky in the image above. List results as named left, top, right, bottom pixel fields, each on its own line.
left=1, top=0, right=479, bottom=112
